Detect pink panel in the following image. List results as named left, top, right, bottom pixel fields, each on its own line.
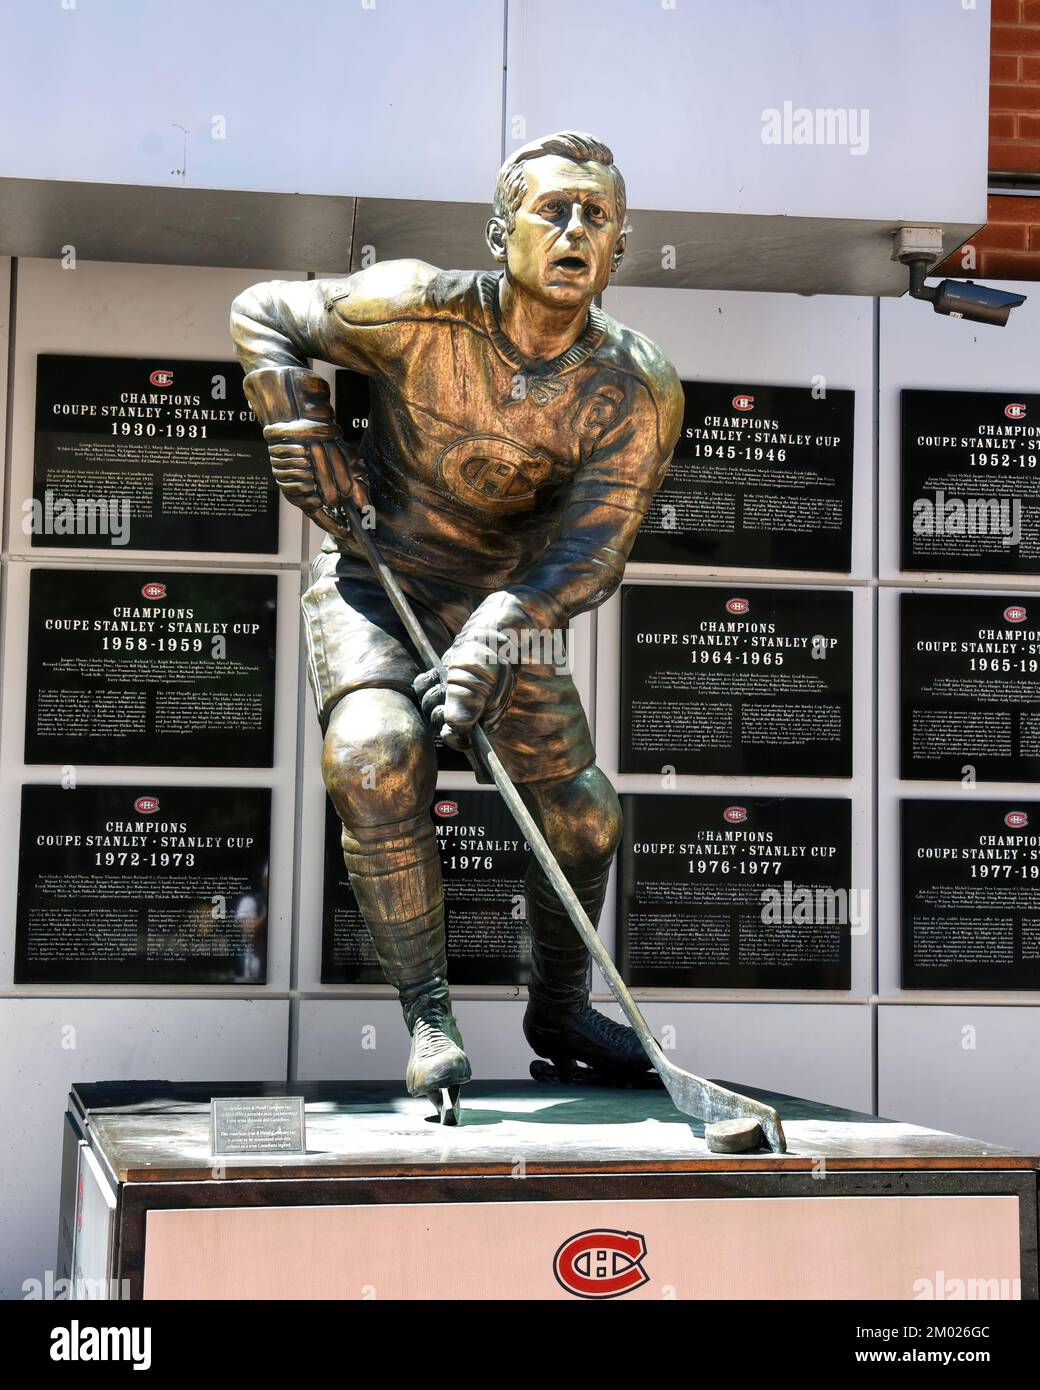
left=143, top=1194, right=1022, bottom=1301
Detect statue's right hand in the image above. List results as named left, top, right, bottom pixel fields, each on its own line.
left=263, top=421, right=359, bottom=518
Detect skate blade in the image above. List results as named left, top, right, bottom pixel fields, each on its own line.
left=428, top=1086, right=462, bottom=1125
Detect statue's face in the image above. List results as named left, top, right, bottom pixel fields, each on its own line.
left=499, top=155, right=622, bottom=307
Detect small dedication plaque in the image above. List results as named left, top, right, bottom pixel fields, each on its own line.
left=210, top=1096, right=306, bottom=1157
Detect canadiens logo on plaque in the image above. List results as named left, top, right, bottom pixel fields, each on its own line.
left=1005, top=810, right=1029, bottom=829
left=1004, top=605, right=1027, bottom=624
left=149, top=369, right=174, bottom=387
left=141, top=582, right=166, bottom=600
left=133, top=796, right=159, bottom=815
left=553, top=1230, right=649, bottom=1299
left=1005, top=402, right=1027, bottom=420
left=726, top=597, right=750, bottom=615
left=731, top=394, right=755, bottom=411
left=434, top=800, right=459, bottom=817
left=724, top=806, right=748, bottom=824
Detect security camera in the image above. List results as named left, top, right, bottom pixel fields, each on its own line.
left=892, top=226, right=1026, bottom=327
left=906, top=260, right=1026, bottom=327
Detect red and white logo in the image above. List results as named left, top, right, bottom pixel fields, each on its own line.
left=1004, top=605, right=1027, bottom=624
left=134, top=796, right=159, bottom=815
left=142, top=582, right=166, bottom=600
left=724, top=806, right=748, bottom=824
left=732, top=394, right=754, bottom=412
left=149, top=369, right=174, bottom=387
left=726, top=597, right=750, bottom=616
left=553, top=1230, right=648, bottom=1300
left=1005, top=402, right=1027, bottom=420
left=434, top=800, right=458, bottom=817
left=1005, top=810, right=1029, bottom=829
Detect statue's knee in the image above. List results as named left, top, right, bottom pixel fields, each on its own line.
left=322, top=688, right=435, bottom=825
left=532, top=765, right=622, bottom=868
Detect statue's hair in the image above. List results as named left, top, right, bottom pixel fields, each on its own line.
left=492, top=131, right=627, bottom=231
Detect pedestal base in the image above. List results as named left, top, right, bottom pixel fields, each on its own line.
left=60, top=1080, right=1038, bottom=1301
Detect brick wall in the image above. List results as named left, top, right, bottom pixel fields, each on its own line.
left=938, top=0, right=1040, bottom=279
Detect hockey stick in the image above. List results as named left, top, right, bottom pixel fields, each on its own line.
left=322, top=494, right=787, bottom=1153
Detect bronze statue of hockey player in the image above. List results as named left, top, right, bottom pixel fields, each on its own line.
left=231, top=131, right=683, bottom=1120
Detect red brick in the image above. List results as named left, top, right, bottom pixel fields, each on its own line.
left=991, top=112, right=1017, bottom=137
left=1019, top=112, right=1040, bottom=136
left=1023, top=55, right=1040, bottom=81
left=1023, top=0, right=1040, bottom=21
left=987, top=194, right=1032, bottom=220
left=977, top=248, right=1040, bottom=279
left=991, top=24, right=1040, bottom=53
left=995, top=0, right=1021, bottom=21
left=991, top=53, right=1020, bottom=83
left=991, top=82, right=1040, bottom=109
left=1029, top=225, right=1040, bottom=250
left=976, top=221, right=1030, bottom=250
left=990, top=138, right=1040, bottom=172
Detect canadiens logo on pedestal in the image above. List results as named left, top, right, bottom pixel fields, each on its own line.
left=1005, top=402, right=1027, bottom=420
left=1004, top=605, right=1027, bottom=624
left=141, top=582, right=166, bottom=600
left=434, top=800, right=458, bottom=817
left=732, top=394, right=755, bottom=411
left=726, top=597, right=750, bottom=615
left=134, top=796, right=159, bottom=815
left=149, top=369, right=174, bottom=387
left=1005, top=810, right=1029, bottom=829
left=724, top=806, right=748, bottom=824
left=553, top=1229, right=649, bottom=1299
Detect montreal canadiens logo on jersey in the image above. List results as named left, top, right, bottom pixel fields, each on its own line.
left=438, top=436, right=556, bottom=514
left=553, top=1229, right=649, bottom=1299
left=134, top=796, right=159, bottom=815
left=1005, top=810, right=1029, bottom=829
left=1004, top=605, right=1027, bottom=624
left=1005, top=402, right=1027, bottom=420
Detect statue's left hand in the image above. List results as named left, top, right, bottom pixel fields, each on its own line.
left=412, top=593, right=531, bottom=748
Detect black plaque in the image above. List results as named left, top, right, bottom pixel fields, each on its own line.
left=31, top=354, right=278, bottom=553
left=902, top=799, right=1040, bottom=989
left=630, top=380, right=854, bottom=571
left=900, top=591, right=1040, bottom=782
left=901, top=388, right=1040, bottom=573
left=15, top=784, right=270, bottom=984
left=617, top=794, right=853, bottom=989
left=25, top=568, right=277, bottom=768
left=619, top=584, right=853, bottom=776
left=321, top=790, right=531, bottom=985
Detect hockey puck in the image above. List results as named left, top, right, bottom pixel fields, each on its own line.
left=705, top=1118, right=764, bottom=1153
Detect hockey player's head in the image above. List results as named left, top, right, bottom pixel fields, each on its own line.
left=487, top=132, right=627, bottom=308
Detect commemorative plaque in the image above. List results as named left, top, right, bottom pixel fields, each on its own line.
left=900, top=591, right=1040, bottom=783
left=31, top=355, right=278, bottom=553
left=24, top=568, right=277, bottom=767
left=15, top=784, right=270, bottom=984
left=617, top=793, right=853, bottom=989
left=321, top=790, right=531, bottom=985
left=630, top=380, right=854, bottom=571
left=902, top=799, right=1040, bottom=989
left=210, top=1096, right=306, bottom=1156
left=901, top=388, right=1040, bottom=573
left=619, top=583, right=853, bottom=776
